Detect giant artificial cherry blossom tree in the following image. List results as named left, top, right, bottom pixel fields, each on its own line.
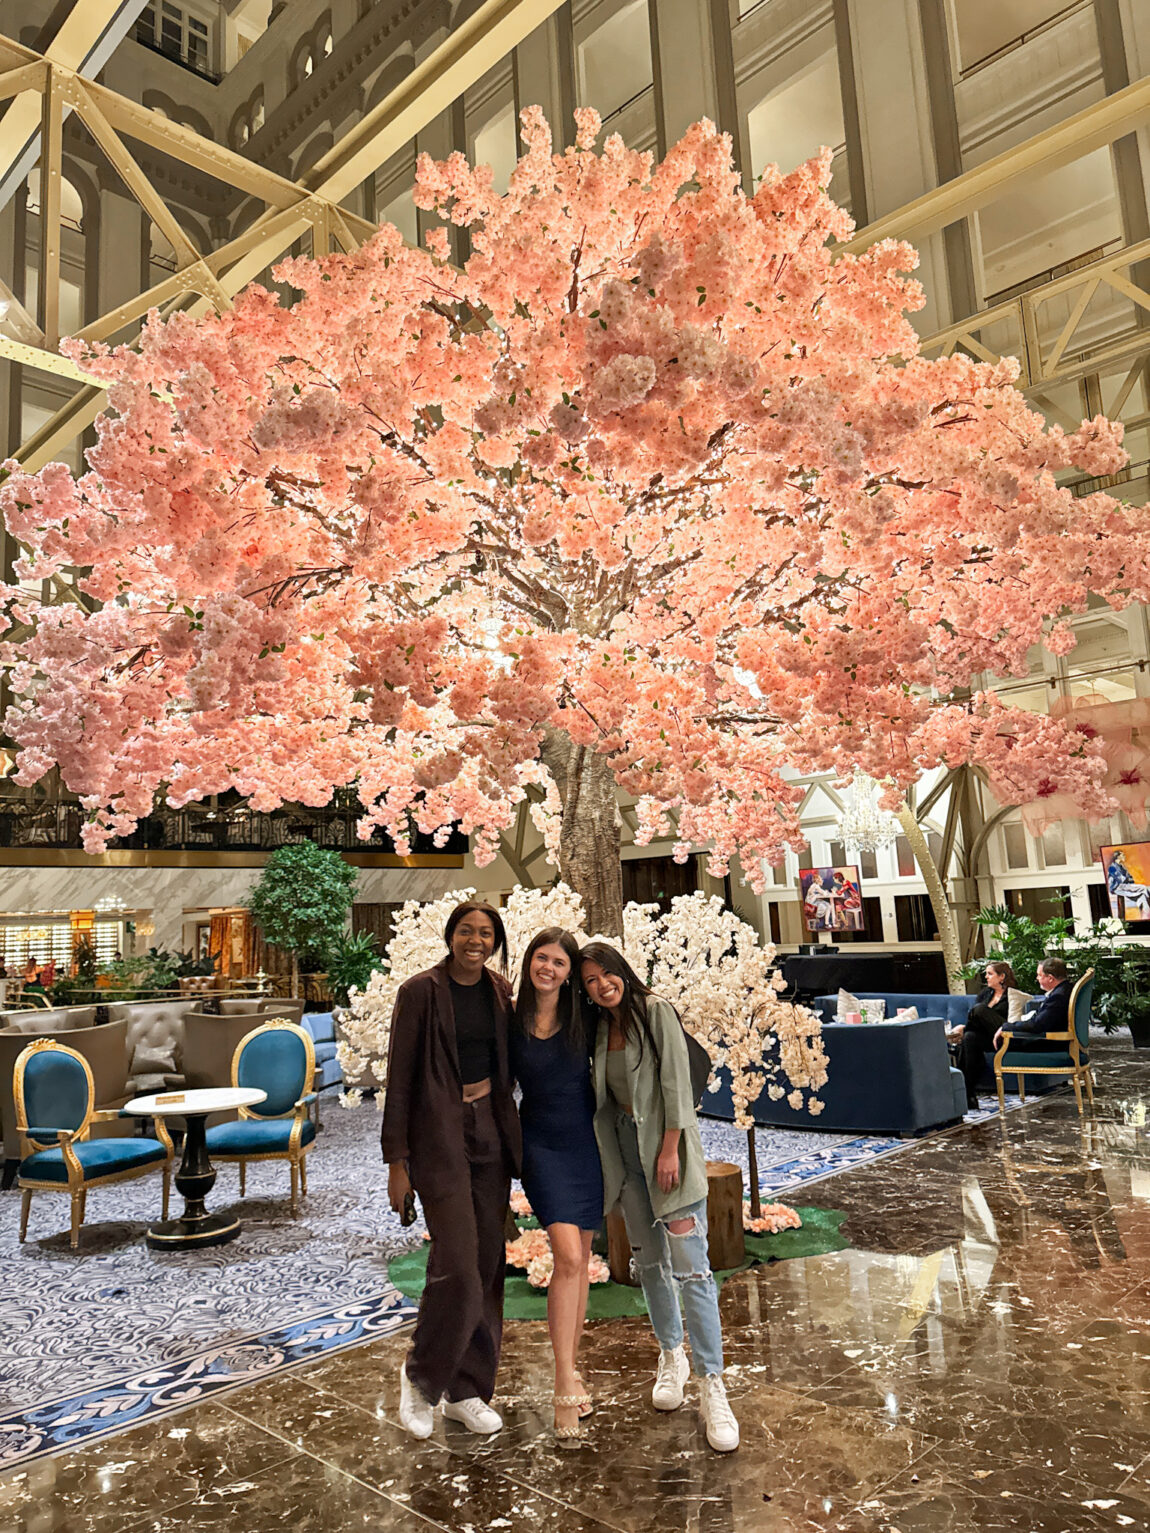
left=4, top=109, right=1149, bottom=937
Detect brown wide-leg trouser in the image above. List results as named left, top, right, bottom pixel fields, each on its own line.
left=407, top=1096, right=510, bottom=1405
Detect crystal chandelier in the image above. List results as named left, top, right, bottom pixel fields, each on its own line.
left=835, top=772, right=901, bottom=854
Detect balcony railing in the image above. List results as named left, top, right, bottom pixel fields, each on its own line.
left=132, top=35, right=221, bottom=86
left=0, top=791, right=467, bottom=857
left=919, top=234, right=1150, bottom=394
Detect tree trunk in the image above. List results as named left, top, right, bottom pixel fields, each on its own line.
left=539, top=728, right=624, bottom=938
left=896, top=803, right=964, bottom=995
left=290, top=949, right=300, bottom=1000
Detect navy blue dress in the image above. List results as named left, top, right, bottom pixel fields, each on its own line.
left=510, top=1028, right=604, bottom=1230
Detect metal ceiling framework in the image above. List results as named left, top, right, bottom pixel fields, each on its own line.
left=0, top=0, right=149, bottom=211
left=1, top=6, right=1149, bottom=470
left=918, top=236, right=1150, bottom=439
left=0, top=0, right=567, bottom=471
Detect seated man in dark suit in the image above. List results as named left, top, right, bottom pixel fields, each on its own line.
left=993, top=957, right=1073, bottom=1053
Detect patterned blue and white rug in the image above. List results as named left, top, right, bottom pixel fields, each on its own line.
left=0, top=1094, right=1007, bottom=1470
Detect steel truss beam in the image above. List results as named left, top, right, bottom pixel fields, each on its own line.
left=0, top=1, right=148, bottom=211
left=919, top=236, right=1150, bottom=435
left=3, top=0, right=566, bottom=470
left=841, top=73, right=1150, bottom=254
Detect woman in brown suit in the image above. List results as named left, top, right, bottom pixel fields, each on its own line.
left=382, top=901, right=522, bottom=1439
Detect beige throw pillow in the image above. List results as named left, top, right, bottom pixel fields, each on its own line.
left=836, top=987, right=862, bottom=1020
left=1007, top=988, right=1031, bottom=1025
left=895, top=1006, right=920, bottom=1020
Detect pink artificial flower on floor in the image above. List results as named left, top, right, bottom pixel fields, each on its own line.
left=743, top=1202, right=803, bottom=1235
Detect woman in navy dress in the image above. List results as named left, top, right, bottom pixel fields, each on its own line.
left=510, top=926, right=603, bottom=1444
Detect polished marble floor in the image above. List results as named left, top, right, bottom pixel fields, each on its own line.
left=4, top=1041, right=1150, bottom=1532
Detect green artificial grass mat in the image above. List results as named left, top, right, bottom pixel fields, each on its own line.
left=387, top=1205, right=849, bottom=1322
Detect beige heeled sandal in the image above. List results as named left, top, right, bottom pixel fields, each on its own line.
left=554, top=1393, right=587, bottom=1447
left=573, top=1372, right=593, bottom=1419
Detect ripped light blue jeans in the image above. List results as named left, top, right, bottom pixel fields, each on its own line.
left=613, top=1109, right=724, bottom=1377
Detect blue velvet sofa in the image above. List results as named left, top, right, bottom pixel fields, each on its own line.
left=300, top=1013, right=342, bottom=1092
left=702, top=1015, right=968, bottom=1135
left=811, top=991, right=975, bottom=1029
left=811, top=992, right=1065, bottom=1098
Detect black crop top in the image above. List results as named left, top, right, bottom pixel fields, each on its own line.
left=449, top=974, right=496, bottom=1084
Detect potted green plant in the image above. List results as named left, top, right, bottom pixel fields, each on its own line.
left=246, top=841, right=358, bottom=998
left=325, top=929, right=384, bottom=1008
left=959, top=907, right=1150, bottom=1046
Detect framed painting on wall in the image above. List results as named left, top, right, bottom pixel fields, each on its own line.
left=1100, top=841, right=1150, bottom=925
left=799, top=865, right=865, bottom=933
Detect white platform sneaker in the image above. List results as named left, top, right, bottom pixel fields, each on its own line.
left=700, top=1374, right=740, bottom=1452
left=398, top=1363, right=435, bottom=1439
left=651, top=1345, right=690, bottom=1410
left=442, top=1397, right=503, bottom=1434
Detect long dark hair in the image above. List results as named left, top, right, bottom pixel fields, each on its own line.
left=516, top=927, right=586, bottom=1053
left=578, top=940, right=668, bottom=1062
left=444, top=901, right=509, bottom=972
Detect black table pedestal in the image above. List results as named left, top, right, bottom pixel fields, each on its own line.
left=145, top=1111, right=240, bottom=1251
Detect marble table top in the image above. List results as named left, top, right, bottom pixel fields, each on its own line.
left=123, top=1086, right=266, bottom=1116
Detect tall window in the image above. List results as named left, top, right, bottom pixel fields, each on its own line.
left=135, top=3, right=213, bottom=78
left=576, top=0, right=653, bottom=125
left=738, top=25, right=847, bottom=207
left=472, top=102, right=518, bottom=196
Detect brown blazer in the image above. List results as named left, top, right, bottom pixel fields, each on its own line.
left=379, top=960, right=522, bottom=1200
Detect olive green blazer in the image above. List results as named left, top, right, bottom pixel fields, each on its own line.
left=592, top=996, right=709, bottom=1220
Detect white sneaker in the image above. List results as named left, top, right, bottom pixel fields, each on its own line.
left=652, top=1345, right=690, bottom=1411
left=442, top=1397, right=503, bottom=1434
left=700, top=1374, right=740, bottom=1452
left=398, top=1363, right=435, bottom=1439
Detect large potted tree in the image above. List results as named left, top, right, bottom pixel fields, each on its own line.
left=246, top=841, right=358, bottom=999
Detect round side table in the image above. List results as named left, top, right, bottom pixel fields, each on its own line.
left=124, top=1086, right=267, bottom=1250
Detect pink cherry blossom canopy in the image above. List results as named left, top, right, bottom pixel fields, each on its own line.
left=3, top=108, right=1148, bottom=876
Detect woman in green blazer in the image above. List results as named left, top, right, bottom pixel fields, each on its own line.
left=579, top=941, right=739, bottom=1453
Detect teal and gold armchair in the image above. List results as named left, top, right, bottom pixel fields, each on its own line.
left=15, top=1037, right=173, bottom=1249
left=994, top=969, right=1096, bottom=1116
left=204, top=1020, right=316, bottom=1215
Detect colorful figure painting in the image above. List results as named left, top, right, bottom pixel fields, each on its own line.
left=800, top=866, right=865, bottom=933
left=1101, top=842, right=1150, bottom=924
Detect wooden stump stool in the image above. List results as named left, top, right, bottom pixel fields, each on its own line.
left=705, top=1160, right=745, bottom=1271
left=604, top=1160, right=745, bottom=1285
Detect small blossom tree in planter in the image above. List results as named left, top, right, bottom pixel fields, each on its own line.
left=622, top=891, right=826, bottom=1218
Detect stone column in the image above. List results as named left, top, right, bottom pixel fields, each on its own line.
left=514, top=6, right=572, bottom=144
left=845, top=0, right=949, bottom=332
left=649, top=0, right=740, bottom=168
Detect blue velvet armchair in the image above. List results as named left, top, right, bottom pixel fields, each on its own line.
left=15, top=1037, right=173, bottom=1249
left=204, top=1020, right=316, bottom=1214
left=995, top=969, right=1095, bottom=1116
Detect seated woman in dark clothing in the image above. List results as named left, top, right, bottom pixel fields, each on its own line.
left=952, top=960, right=1016, bottom=1109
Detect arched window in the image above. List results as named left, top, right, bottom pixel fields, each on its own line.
left=25, top=168, right=85, bottom=229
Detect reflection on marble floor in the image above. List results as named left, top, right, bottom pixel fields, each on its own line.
left=4, top=1041, right=1150, bottom=1532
